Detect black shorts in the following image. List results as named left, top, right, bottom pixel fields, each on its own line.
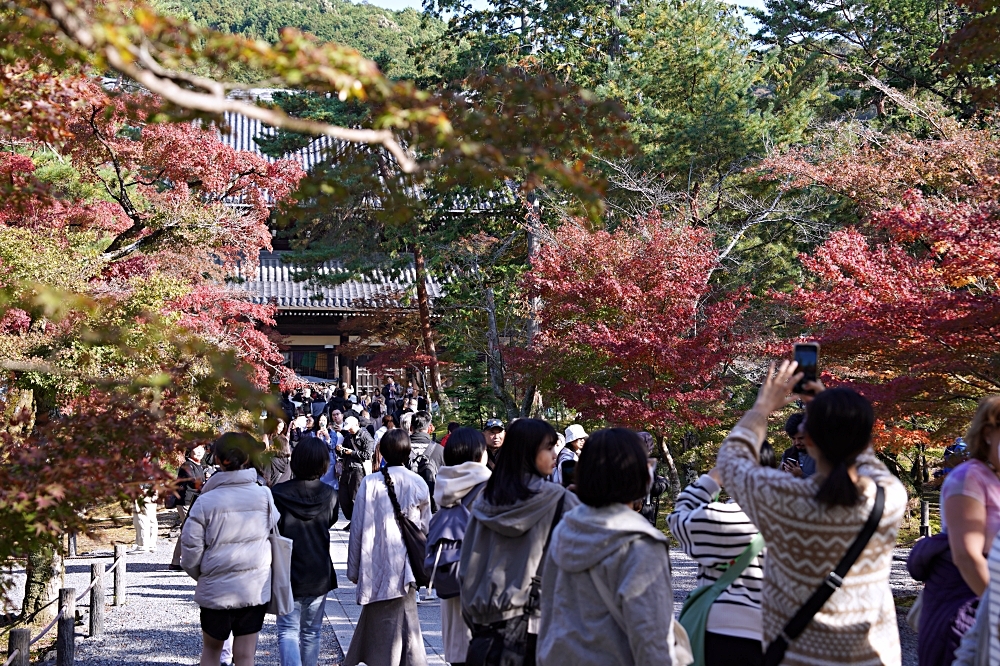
left=200, top=604, right=268, bottom=641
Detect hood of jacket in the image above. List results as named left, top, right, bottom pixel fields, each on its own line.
left=410, top=431, right=433, bottom=446
left=271, top=479, right=335, bottom=521
left=550, top=502, right=669, bottom=573
left=435, top=461, right=491, bottom=508
left=472, top=474, right=567, bottom=538
left=200, top=468, right=258, bottom=494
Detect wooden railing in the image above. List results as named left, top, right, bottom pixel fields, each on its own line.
left=4, top=544, right=129, bottom=666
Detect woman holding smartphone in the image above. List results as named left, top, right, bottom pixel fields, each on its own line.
left=716, top=361, right=906, bottom=665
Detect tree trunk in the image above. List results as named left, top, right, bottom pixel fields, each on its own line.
left=658, top=436, right=681, bottom=498
left=3, top=388, right=34, bottom=438
left=21, top=543, right=62, bottom=627
left=413, top=246, right=447, bottom=410
left=521, top=195, right=542, bottom=417
left=484, top=286, right=520, bottom=421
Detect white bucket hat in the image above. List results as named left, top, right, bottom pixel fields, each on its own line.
left=565, top=424, right=589, bottom=444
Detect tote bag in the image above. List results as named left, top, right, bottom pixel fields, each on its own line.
left=678, top=533, right=765, bottom=666
left=267, top=502, right=294, bottom=616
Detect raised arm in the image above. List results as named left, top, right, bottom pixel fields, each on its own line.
left=667, top=474, right=758, bottom=567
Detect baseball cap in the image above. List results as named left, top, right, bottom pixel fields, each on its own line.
left=484, top=418, right=505, bottom=431
left=344, top=415, right=360, bottom=431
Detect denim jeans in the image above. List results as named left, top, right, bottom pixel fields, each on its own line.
left=276, top=595, right=327, bottom=666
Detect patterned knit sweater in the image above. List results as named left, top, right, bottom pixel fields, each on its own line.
left=717, top=409, right=907, bottom=666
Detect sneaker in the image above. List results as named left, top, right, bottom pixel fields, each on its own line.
left=168, top=563, right=183, bottom=571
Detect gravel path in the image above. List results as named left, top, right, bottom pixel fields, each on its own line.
left=3, top=512, right=921, bottom=665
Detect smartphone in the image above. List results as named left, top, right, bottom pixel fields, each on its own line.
left=793, top=342, right=820, bottom=394
left=560, top=460, right=577, bottom=488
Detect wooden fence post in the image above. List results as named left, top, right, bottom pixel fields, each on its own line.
left=56, top=587, right=75, bottom=666
left=920, top=499, right=930, bottom=537
left=89, top=563, right=104, bottom=638
left=113, top=544, right=126, bottom=606
left=7, top=628, right=30, bottom=666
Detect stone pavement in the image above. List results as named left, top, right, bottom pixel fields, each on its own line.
left=326, top=516, right=447, bottom=664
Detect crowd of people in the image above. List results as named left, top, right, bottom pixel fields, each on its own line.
left=155, top=364, right=1000, bottom=666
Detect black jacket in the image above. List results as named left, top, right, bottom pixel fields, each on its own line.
left=342, top=428, right=375, bottom=468
left=271, top=479, right=339, bottom=598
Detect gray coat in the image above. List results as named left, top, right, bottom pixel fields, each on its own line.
left=459, top=476, right=580, bottom=626
left=537, top=503, right=676, bottom=666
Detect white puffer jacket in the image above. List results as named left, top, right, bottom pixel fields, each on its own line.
left=181, top=468, right=279, bottom=609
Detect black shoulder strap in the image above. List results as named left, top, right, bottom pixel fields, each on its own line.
left=524, top=493, right=567, bottom=616
left=543, top=494, right=567, bottom=551
left=764, top=484, right=885, bottom=666
left=380, top=466, right=404, bottom=522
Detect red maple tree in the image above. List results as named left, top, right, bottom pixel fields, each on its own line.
left=0, top=76, right=302, bottom=598
left=516, top=213, right=749, bottom=444
left=763, top=127, right=1000, bottom=447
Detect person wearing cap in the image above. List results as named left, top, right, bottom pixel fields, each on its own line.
left=483, top=418, right=505, bottom=471
left=554, top=424, right=588, bottom=486
left=336, top=415, right=375, bottom=532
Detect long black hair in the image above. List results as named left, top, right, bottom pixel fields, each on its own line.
left=483, top=418, right=556, bottom=506
left=806, top=388, right=874, bottom=506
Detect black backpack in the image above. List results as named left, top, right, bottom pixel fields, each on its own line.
left=424, top=481, right=486, bottom=599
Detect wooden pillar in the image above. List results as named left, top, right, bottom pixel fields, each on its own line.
left=113, top=544, right=126, bottom=606
left=56, top=588, right=75, bottom=666
left=89, top=563, right=104, bottom=638
left=7, top=628, right=30, bottom=666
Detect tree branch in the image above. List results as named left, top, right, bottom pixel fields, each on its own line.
left=31, top=0, right=421, bottom=173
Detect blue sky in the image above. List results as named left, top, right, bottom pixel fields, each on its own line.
left=364, top=0, right=765, bottom=14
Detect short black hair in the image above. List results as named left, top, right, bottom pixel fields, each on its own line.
left=444, top=427, right=487, bottom=467
left=784, top=412, right=805, bottom=437
left=575, top=428, right=649, bottom=507
left=290, top=435, right=329, bottom=480
left=447, top=421, right=460, bottom=433
left=213, top=432, right=261, bottom=472
left=411, top=411, right=432, bottom=433
left=380, top=429, right=412, bottom=467
left=484, top=418, right=556, bottom=506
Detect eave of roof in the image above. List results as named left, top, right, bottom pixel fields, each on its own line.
left=234, top=250, right=444, bottom=311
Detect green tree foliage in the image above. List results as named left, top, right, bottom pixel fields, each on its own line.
left=157, top=0, right=443, bottom=78
left=609, top=0, right=824, bottom=179
left=752, top=0, right=996, bottom=119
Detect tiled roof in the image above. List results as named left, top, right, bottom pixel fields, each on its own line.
left=217, top=107, right=336, bottom=173
left=235, top=251, right=445, bottom=311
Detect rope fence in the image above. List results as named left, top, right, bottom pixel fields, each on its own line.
left=4, top=544, right=128, bottom=666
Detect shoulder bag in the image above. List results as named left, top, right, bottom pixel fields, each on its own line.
left=266, top=497, right=294, bottom=616
left=678, top=532, right=765, bottom=666
left=763, top=484, right=885, bottom=666
left=381, top=466, right=431, bottom=588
